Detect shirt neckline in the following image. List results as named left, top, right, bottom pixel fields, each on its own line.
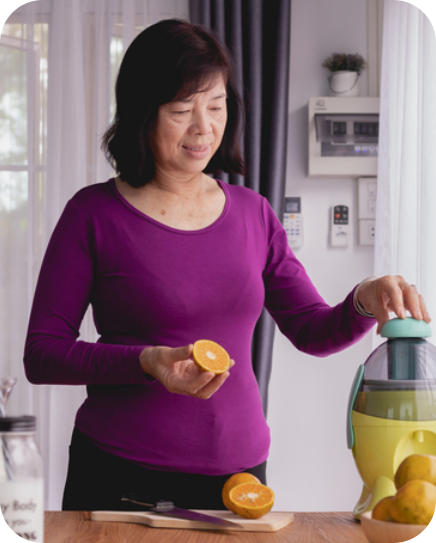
left=110, top=177, right=230, bottom=235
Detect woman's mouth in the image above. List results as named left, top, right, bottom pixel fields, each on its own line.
left=182, top=144, right=211, bottom=159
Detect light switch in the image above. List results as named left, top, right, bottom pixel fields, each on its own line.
left=358, top=177, right=377, bottom=219
left=359, top=219, right=375, bottom=245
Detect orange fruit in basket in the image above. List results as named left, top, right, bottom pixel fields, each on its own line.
left=221, top=472, right=260, bottom=510
left=372, top=496, right=395, bottom=521
left=228, top=482, right=275, bottom=519
left=394, top=454, right=436, bottom=490
left=192, top=339, right=230, bottom=374
left=389, top=479, right=436, bottom=525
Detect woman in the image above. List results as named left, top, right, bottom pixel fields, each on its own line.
left=24, top=19, right=429, bottom=511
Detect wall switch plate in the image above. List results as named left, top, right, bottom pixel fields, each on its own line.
left=358, top=177, right=377, bottom=219
left=359, top=219, right=375, bottom=245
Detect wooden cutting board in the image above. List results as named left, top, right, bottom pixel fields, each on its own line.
left=89, top=509, right=294, bottom=532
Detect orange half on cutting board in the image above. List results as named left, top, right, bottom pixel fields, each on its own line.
left=222, top=472, right=261, bottom=510
left=192, top=339, right=230, bottom=374
left=228, top=482, right=275, bottom=519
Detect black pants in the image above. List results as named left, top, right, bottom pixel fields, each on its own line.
left=62, top=428, right=267, bottom=510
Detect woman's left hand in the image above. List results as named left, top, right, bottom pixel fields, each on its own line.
left=356, top=275, right=431, bottom=334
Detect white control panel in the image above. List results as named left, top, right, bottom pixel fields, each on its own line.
left=358, top=177, right=377, bottom=245
left=330, top=205, right=349, bottom=247
left=283, top=197, right=303, bottom=250
left=308, top=97, right=379, bottom=177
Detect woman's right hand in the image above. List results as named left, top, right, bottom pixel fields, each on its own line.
left=139, top=344, right=233, bottom=399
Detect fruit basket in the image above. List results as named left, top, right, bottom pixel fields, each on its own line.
left=360, top=511, right=427, bottom=543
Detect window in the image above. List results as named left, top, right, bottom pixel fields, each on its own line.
left=0, top=23, right=47, bottom=217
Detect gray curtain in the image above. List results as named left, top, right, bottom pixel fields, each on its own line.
left=190, top=0, right=291, bottom=414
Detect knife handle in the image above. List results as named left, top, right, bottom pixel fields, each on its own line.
left=121, top=495, right=175, bottom=512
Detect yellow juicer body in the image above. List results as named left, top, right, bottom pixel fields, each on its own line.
left=348, top=319, right=436, bottom=518
left=351, top=409, right=436, bottom=518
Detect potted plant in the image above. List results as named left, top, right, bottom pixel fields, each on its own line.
left=322, top=53, right=366, bottom=96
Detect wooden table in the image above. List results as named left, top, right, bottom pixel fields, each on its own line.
left=45, top=511, right=369, bottom=542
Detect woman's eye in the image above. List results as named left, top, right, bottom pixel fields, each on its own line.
left=210, top=107, right=222, bottom=112
left=172, top=110, right=190, bottom=115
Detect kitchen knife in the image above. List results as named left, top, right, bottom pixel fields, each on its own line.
left=121, top=496, right=240, bottom=528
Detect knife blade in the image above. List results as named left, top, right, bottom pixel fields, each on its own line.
left=121, top=496, right=240, bottom=528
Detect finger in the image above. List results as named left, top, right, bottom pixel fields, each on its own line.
left=186, top=367, right=216, bottom=391
left=395, top=274, right=408, bottom=290
left=196, top=358, right=235, bottom=397
left=194, top=371, right=230, bottom=399
left=168, top=344, right=193, bottom=362
left=375, top=314, right=389, bottom=335
left=402, top=285, right=423, bottom=320
left=419, top=294, right=431, bottom=322
left=373, top=302, right=391, bottom=335
left=382, top=280, right=406, bottom=319
left=167, top=368, right=215, bottom=396
left=191, top=361, right=234, bottom=396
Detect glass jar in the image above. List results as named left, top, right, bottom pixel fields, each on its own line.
left=0, top=416, right=44, bottom=542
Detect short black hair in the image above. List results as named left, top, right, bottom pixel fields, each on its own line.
left=102, top=19, right=245, bottom=187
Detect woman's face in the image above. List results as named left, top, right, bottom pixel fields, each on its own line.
left=151, top=74, right=228, bottom=179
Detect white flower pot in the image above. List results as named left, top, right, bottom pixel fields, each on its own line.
left=328, top=70, right=360, bottom=96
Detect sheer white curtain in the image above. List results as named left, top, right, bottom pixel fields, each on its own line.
left=375, top=0, right=436, bottom=329
left=0, top=0, right=188, bottom=509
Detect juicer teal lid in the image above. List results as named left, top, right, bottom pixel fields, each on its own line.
left=380, top=317, right=431, bottom=338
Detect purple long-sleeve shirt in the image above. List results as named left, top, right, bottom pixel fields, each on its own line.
left=24, top=178, right=374, bottom=474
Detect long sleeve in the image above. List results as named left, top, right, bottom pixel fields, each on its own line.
left=23, top=198, right=148, bottom=385
left=21, top=179, right=376, bottom=474
left=261, top=197, right=375, bottom=356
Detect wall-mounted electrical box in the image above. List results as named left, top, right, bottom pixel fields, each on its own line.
left=308, top=96, right=379, bottom=177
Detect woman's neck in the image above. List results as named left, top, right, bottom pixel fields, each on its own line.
left=144, top=171, right=215, bottom=204
left=114, top=172, right=224, bottom=231
left=115, top=172, right=216, bottom=205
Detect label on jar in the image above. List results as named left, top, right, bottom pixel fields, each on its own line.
left=0, top=479, right=44, bottom=542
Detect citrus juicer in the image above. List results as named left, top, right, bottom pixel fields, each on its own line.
left=347, top=317, right=436, bottom=518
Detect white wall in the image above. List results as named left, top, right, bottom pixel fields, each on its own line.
left=266, top=0, right=376, bottom=511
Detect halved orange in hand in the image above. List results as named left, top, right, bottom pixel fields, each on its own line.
left=228, top=482, right=275, bottom=519
left=192, top=339, right=230, bottom=374
left=222, top=472, right=260, bottom=510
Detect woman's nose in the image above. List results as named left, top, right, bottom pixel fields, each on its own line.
left=191, top=111, right=212, bottom=134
